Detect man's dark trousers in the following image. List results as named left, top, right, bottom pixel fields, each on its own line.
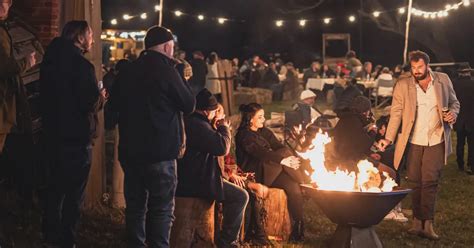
left=122, top=160, right=177, bottom=248
left=43, top=144, right=92, bottom=248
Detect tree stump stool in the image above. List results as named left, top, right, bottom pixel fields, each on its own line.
left=170, top=197, right=215, bottom=248
left=262, top=188, right=292, bottom=241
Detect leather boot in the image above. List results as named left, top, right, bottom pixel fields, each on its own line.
left=407, top=217, right=422, bottom=235
left=421, top=220, right=440, bottom=240
left=289, top=221, right=305, bottom=243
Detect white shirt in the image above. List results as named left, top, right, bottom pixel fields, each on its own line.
left=410, top=75, right=444, bottom=146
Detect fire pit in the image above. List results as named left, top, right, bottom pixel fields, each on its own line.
left=301, top=185, right=411, bottom=248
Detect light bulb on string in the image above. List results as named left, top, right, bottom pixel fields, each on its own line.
left=348, top=15, right=356, bottom=22
left=140, top=13, right=147, bottom=19
left=218, top=18, right=226, bottom=24
left=463, top=0, right=471, bottom=6
left=275, top=20, right=283, bottom=27
left=123, top=14, right=131, bottom=20
left=154, top=5, right=161, bottom=11
left=372, top=11, right=380, bottom=17
left=299, top=19, right=306, bottom=27
left=198, top=15, right=205, bottom=21
left=111, top=19, right=117, bottom=25
left=323, top=18, right=331, bottom=24
left=175, top=10, right=183, bottom=17
left=399, top=7, right=406, bottom=14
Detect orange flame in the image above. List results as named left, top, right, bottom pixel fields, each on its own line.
left=298, top=130, right=397, bottom=192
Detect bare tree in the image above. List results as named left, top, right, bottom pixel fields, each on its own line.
left=360, top=0, right=453, bottom=63
left=275, top=0, right=327, bottom=14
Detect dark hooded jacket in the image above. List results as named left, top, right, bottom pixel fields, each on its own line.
left=176, top=112, right=231, bottom=201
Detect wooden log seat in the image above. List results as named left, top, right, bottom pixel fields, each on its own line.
left=170, top=197, right=215, bottom=248
left=262, top=188, right=292, bottom=241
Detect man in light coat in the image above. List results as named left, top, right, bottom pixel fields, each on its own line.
left=379, top=51, right=460, bottom=240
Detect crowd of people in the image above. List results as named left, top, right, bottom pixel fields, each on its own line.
left=1, top=0, right=474, bottom=246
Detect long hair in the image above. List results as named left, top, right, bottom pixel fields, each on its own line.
left=61, top=20, right=89, bottom=43
left=238, top=103, right=263, bottom=131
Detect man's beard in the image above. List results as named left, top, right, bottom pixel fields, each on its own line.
left=413, top=69, right=428, bottom=81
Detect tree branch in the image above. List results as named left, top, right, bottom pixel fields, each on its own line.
left=276, top=0, right=326, bottom=14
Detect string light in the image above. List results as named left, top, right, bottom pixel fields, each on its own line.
left=218, top=18, right=226, bottom=24
left=108, top=0, right=471, bottom=27
left=299, top=19, right=306, bottom=27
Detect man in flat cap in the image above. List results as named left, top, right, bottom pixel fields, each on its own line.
left=107, top=25, right=195, bottom=247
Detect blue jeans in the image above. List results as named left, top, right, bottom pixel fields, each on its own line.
left=122, top=160, right=177, bottom=248
left=216, top=180, right=249, bottom=248
left=43, top=145, right=92, bottom=248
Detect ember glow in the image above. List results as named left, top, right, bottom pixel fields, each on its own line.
left=298, top=131, right=398, bottom=192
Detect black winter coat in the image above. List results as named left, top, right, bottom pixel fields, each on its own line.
left=331, top=111, right=375, bottom=165
left=235, top=127, right=304, bottom=186
left=453, top=76, right=474, bottom=131
left=108, top=50, right=195, bottom=165
left=188, top=58, right=208, bottom=89
left=176, top=112, right=231, bottom=201
left=40, top=37, right=102, bottom=146
left=334, top=84, right=362, bottom=114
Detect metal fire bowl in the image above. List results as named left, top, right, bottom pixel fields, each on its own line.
left=301, top=184, right=411, bottom=228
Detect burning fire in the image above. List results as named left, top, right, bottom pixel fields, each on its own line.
left=298, top=130, right=397, bottom=192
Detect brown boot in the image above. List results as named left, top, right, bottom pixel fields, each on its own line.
left=421, top=220, right=440, bottom=240
left=407, top=218, right=422, bottom=235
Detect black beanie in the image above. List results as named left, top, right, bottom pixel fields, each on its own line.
left=144, top=26, right=174, bottom=49
left=350, top=96, right=371, bottom=113
left=196, top=89, right=219, bottom=111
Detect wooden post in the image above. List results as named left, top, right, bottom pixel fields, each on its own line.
left=216, top=59, right=235, bottom=116
left=112, top=128, right=125, bottom=208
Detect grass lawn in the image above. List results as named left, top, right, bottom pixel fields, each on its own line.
left=1, top=100, right=473, bottom=247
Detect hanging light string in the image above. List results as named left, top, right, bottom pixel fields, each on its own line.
left=108, top=1, right=471, bottom=27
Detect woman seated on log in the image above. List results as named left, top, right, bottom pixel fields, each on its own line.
left=327, top=95, right=395, bottom=178
left=235, top=103, right=307, bottom=243
left=213, top=103, right=272, bottom=246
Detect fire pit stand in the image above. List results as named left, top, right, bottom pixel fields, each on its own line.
left=301, top=185, right=411, bottom=248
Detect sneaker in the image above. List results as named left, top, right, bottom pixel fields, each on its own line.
left=394, top=211, right=409, bottom=222
left=384, top=210, right=397, bottom=220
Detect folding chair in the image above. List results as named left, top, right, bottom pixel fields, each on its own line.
left=374, top=79, right=394, bottom=108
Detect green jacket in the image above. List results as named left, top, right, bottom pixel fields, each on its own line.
left=0, top=20, right=28, bottom=134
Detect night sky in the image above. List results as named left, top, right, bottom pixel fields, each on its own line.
left=101, top=0, right=474, bottom=68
